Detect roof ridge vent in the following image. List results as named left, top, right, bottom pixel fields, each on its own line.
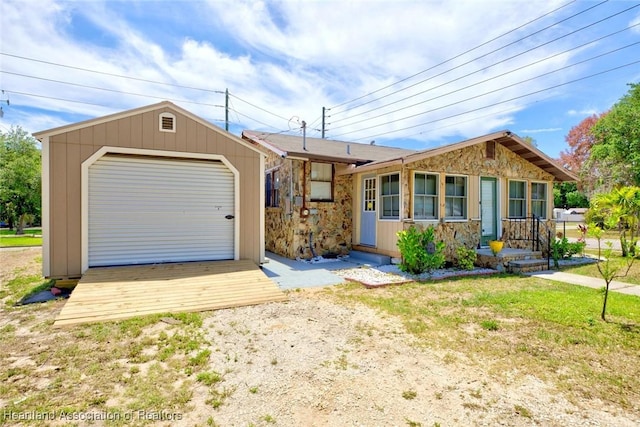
left=159, top=112, right=176, bottom=133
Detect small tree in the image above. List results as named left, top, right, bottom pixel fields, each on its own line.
left=589, top=224, right=636, bottom=321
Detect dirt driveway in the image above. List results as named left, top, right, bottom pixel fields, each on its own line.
left=1, top=248, right=637, bottom=426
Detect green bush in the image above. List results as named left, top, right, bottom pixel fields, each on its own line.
left=456, top=246, right=477, bottom=270
left=551, top=236, right=586, bottom=267
left=396, top=225, right=445, bottom=274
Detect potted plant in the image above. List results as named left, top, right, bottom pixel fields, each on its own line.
left=488, top=239, right=504, bottom=256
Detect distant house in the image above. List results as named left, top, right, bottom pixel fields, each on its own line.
left=243, top=130, right=577, bottom=261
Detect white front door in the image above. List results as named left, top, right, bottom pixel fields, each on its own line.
left=480, top=177, right=497, bottom=246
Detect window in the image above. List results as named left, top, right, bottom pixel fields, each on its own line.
left=508, top=180, right=527, bottom=218
left=265, top=169, right=280, bottom=207
left=380, top=173, right=400, bottom=219
left=445, top=176, right=467, bottom=219
left=310, top=163, right=333, bottom=201
left=531, top=182, right=547, bottom=218
left=414, top=173, right=438, bottom=219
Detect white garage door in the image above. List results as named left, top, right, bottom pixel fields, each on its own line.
left=88, top=155, right=235, bottom=267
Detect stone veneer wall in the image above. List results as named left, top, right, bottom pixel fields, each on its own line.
left=407, top=142, right=555, bottom=180
left=395, top=142, right=556, bottom=262
left=263, top=151, right=353, bottom=259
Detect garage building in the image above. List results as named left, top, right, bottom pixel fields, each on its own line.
left=35, top=101, right=265, bottom=279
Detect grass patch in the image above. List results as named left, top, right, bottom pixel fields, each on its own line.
left=326, top=276, right=640, bottom=413
left=0, top=228, right=41, bottom=236
left=1, top=274, right=52, bottom=305
left=0, top=236, right=42, bottom=247
left=562, top=254, right=640, bottom=286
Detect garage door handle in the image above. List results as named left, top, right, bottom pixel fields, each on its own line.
left=225, top=215, right=235, bottom=220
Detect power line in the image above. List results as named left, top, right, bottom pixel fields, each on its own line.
left=3, top=90, right=113, bottom=108
left=0, top=70, right=225, bottom=108
left=0, top=52, right=224, bottom=94
left=228, top=92, right=291, bottom=122
left=329, top=0, right=597, bottom=113
left=329, top=0, right=579, bottom=111
left=330, top=14, right=638, bottom=129
left=338, top=59, right=640, bottom=143
left=328, top=32, right=639, bottom=133
left=227, top=107, right=285, bottom=131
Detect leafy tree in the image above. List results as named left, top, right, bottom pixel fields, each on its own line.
left=559, top=112, right=608, bottom=196
left=552, top=182, right=589, bottom=208
left=0, top=126, right=41, bottom=234
left=588, top=186, right=640, bottom=257
left=591, top=83, right=640, bottom=187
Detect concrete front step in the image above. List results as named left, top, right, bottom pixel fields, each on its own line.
left=476, top=248, right=544, bottom=272
left=348, top=250, right=391, bottom=266
left=509, top=258, right=550, bottom=274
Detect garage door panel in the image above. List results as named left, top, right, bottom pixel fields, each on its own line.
left=88, top=155, right=235, bottom=267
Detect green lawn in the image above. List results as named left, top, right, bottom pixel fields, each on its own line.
left=562, top=254, right=640, bottom=285
left=0, top=228, right=41, bottom=236
left=327, top=276, right=640, bottom=412
left=0, top=236, right=42, bottom=247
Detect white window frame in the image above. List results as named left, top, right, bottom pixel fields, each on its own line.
left=444, top=175, right=468, bottom=220
left=379, top=172, right=401, bottom=220
left=310, top=162, right=333, bottom=201
left=413, top=172, right=438, bottom=220
left=531, top=181, right=547, bottom=219
left=508, top=180, right=527, bottom=218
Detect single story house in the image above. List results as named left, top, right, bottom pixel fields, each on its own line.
left=35, top=101, right=266, bottom=279
left=243, top=130, right=577, bottom=261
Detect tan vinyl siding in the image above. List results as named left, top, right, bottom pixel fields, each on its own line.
left=46, top=106, right=263, bottom=278
left=376, top=220, right=403, bottom=256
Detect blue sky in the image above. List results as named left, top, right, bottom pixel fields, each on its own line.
left=1, top=0, right=639, bottom=159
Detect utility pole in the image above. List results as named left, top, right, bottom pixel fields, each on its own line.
left=321, top=107, right=326, bottom=139
left=225, top=88, right=229, bottom=131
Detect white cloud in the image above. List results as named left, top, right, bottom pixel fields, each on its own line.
left=1, top=0, right=637, bottom=151
left=567, top=109, right=598, bottom=117
left=518, top=128, right=562, bottom=134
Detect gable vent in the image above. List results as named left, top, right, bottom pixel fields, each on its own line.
left=486, top=140, right=495, bottom=159
left=159, top=112, right=176, bottom=133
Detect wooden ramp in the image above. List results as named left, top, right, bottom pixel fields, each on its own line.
left=54, top=260, right=287, bottom=327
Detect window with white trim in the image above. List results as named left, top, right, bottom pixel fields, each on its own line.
left=508, top=180, right=527, bottom=218
left=445, top=176, right=467, bottom=219
left=310, top=162, right=333, bottom=201
left=380, top=173, right=400, bottom=219
left=414, top=173, right=438, bottom=219
left=531, top=182, right=547, bottom=219
left=265, top=169, right=280, bottom=207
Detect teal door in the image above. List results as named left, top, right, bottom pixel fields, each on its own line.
left=360, top=176, right=376, bottom=246
left=480, top=177, right=497, bottom=246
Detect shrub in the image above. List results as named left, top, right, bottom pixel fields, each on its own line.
left=396, top=225, right=445, bottom=274
left=456, top=246, right=477, bottom=270
left=551, top=236, right=586, bottom=267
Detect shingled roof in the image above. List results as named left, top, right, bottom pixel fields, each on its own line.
left=242, top=130, right=416, bottom=164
